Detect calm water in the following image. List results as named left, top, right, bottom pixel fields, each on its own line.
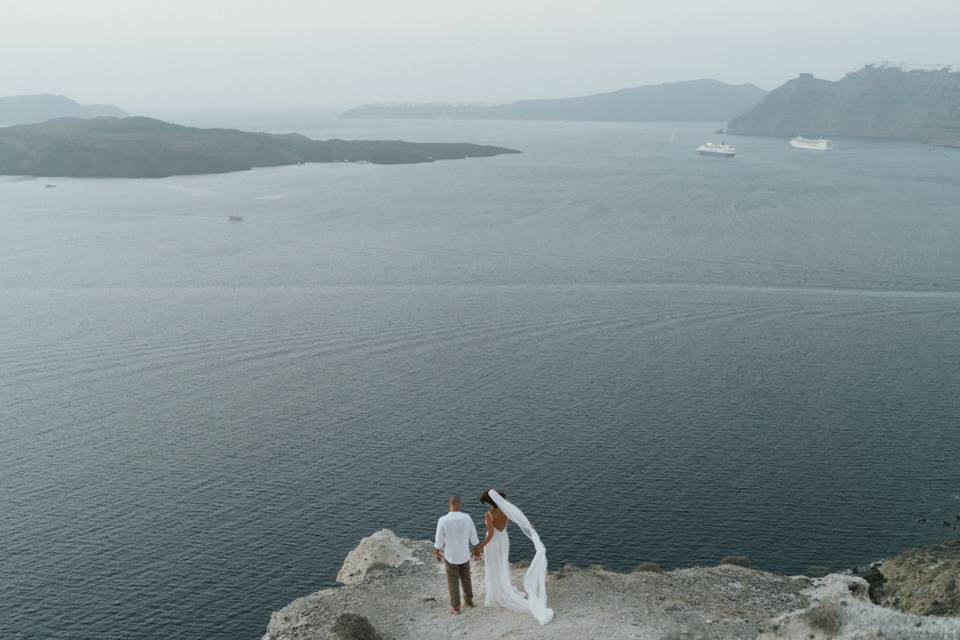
left=2, top=120, right=960, bottom=640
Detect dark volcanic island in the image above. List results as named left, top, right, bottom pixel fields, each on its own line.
left=0, top=116, right=520, bottom=178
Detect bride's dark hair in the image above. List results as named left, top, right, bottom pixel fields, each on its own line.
left=480, top=489, right=506, bottom=505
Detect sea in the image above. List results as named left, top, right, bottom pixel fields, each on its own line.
left=2, top=118, right=959, bottom=640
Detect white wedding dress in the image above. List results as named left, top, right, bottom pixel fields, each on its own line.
left=482, top=490, right=554, bottom=625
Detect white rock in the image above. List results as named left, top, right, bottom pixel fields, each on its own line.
left=760, top=573, right=960, bottom=640
left=802, top=573, right=869, bottom=602
left=335, top=529, right=422, bottom=585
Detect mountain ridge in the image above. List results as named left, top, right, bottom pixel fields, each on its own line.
left=0, top=94, right=126, bottom=125
left=343, top=79, right=766, bottom=122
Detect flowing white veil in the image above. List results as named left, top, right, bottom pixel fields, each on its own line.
left=488, top=489, right=554, bottom=625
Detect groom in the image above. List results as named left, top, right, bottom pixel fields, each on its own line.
left=434, top=495, right=480, bottom=615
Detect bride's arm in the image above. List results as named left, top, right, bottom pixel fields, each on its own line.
left=475, top=512, right=495, bottom=557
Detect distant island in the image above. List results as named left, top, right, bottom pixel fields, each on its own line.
left=0, top=116, right=520, bottom=178
left=727, top=64, right=960, bottom=146
left=343, top=79, right=766, bottom=122
left=0, top=94, right=126, bottom=125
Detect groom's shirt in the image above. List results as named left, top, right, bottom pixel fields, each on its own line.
left=434, top=511, right=479, bottom=564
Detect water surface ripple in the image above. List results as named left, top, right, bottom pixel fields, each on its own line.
left=2, top=120, right=959, bottom=640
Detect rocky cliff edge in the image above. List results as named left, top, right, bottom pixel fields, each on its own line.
left=261, top=530, right=960, bottom=640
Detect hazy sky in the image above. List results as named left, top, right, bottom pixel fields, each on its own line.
left=2, top=0, right=958, bottom=110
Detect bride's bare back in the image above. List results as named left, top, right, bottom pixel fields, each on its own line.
left=476, top=490, right=509, bottom=559
left=486, top=507, right=507, bottom=532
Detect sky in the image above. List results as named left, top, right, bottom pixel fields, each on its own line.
left=1, top=0, right=958, bottom=111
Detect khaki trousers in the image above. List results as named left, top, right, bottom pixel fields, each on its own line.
left=444, top=560, right=473, bottom=610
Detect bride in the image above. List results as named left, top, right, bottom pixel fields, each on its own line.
left=472, top=489, right=554, bottom=625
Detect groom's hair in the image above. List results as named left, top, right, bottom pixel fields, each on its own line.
left=448, top=495, right=462, bottom=507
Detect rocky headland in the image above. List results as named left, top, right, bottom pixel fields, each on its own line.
left=861, top=539, right=960, bottom=617
left=726, top=64, right=960, bottom=146
left=0, top=116, right=519, bottom=178
left=261, top=530, right=960, bottom=640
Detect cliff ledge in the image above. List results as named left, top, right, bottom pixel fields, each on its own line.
left=261, top=530, right=960, bottom=640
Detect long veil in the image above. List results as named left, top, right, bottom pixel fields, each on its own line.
left=488, top=489, right=554, bottom=625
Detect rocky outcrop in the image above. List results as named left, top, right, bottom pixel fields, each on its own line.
left=759, top=574, right=960, bottom=639
left=330, top=614, right=383, bottom=640
left=261, top=530, right=960, bottom=640
left=633, top=562, right=664, bottom=574
left=720, top=555, right=753, bottom=569
left=871, top=539, right=960, bottom=616
left=726, top=64, right=960, bottom=146
left=335, top=529, right=422, bottom=586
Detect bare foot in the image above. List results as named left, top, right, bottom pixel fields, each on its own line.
left=449, top=608, right=460, bottom=615
left=463, top=603, right=475, bottom=609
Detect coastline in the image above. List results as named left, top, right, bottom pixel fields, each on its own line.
left=260, top=530, right=960, bottom=640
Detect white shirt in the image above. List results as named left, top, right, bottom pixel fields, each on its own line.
left=434, top=511, right=479, bottom=565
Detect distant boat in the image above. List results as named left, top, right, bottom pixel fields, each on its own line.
left=44, top=183, right=57, bottom=188
left=697, top=142, right=736, bottom=157
left=227, top=215, right=243, bottom=222
left=790, top=136, right=833, bottom=151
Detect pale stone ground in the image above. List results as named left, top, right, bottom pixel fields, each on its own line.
left=261, top=530, right=960, bottom=640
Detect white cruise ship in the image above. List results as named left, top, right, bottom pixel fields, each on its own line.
left=790, top=136, right=833, bottom=151
left=697, top=142, right=736, bottom=157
